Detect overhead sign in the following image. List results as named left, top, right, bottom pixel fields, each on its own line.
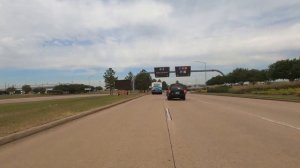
left=175, top=66, right=191, bottom=77
left=115, top=80, right=131, bottom=90
left=154, top=67, right=170, bottom=78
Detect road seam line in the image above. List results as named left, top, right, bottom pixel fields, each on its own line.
left=164, top=107, right=177, bottom=168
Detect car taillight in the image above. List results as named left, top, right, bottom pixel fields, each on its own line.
left=184, top=90, right=187, bottom=94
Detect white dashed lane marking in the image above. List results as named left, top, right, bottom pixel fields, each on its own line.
left=165, top=108, right=172, bottom=121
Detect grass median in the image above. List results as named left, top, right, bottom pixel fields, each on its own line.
left=0, top=94, right=141, bottom=137
left=197, top=92, right=300, bottom=102
left=197, top=82, right=300, bottom=102
left=0, top=94, right=50, bottom=100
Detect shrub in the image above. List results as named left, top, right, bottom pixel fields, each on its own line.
left=228, top=81, right=300, bottom=94
left=47, top=90, right=63, bottom=95
left=33, top=87, right=46, bottom=94
left=207, top=86, right=230, bottom=93
left=0, top=91, right=8, bottom=95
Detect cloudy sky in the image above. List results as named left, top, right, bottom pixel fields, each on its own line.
left=1, top=0, right=300, bottom=88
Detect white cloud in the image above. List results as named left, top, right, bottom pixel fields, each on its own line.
left=1, top=0, right=300, bottom=73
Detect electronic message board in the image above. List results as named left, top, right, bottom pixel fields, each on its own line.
left=175, top=66, right=191, bottom=77
left=154, top=67, right=170, bottom=78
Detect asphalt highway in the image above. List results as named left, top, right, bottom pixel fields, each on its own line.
left=0, top=94, right=299, bottom=167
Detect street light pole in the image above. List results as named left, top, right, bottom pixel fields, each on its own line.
left=88, top=74, right=96, bottom=86
left=194, top=61, right=207, bottom=85
left=132, top=75, right=135, bottom=92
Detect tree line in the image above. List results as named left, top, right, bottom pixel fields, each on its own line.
left=2, top=67, right=169, bottom=95
left=206, top=58, right=300, bottom=85
left=2, top=67, right=166, bottom=95
left=1, top=84, right=102, bottom=95
left=103, top=68, right=169, bottom=95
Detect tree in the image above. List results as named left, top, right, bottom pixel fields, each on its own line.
left=268, top=58, right=300, bottom=81
left=103, top=68, right=118, bottom=95
left=135, top=69, right=152, bottom=92
left=33, top=87, right=46, bottom=94
left=247, top=69, right=268, bottom=83
left=125, top=72, right=134, bottom=81
left=268, top=59, right=291, bottom=81
left=206, top=58, right=300, bottom=85
left=0, top=90, right=8, bottom=95
left=227, top=68, right=249, bottom=83
left=290, top=58, right=300, bottom=80
left=125, top=72, right=134, bottom=90
left=162, top=81, right=168, bottom=90
left=206, top=75, right=226, bottom=85
left=53, top=84, right=93, bottom=94
left=6, top=87, right=16, bottom=93
left=95, top=86, right=103, bottom=91
left=206, top=68, right=268, bottom=85
left=22, top=85, right=32, bottom=94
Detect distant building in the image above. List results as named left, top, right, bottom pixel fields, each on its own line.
left=14, top=88, right=24, bottom=94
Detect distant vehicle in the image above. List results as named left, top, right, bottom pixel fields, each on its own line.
left=166, top=83, right=187, bottom=100
left=151, top=82, right=163, bottom=94
left=243, top=81, right=250, bottom=85
left=223, top=83, right=232, bottom=86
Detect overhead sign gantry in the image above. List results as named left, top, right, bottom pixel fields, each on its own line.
left=175, top=66, right=191, bottom=77
left=131, top=66, right=225, bottom=91
left=154, top=66, right=192, bottom=78
left=154, top=67, right=170, bottom=78
left=152, top=66, right=224, bottom=77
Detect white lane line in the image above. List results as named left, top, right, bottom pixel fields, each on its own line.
left=192, top=95, right=300, bottom=131
left=166, top=108, right=172, bottom=121
left=247, top=113, right=300, bottom=131
left=190, top=96, right=212, bottom=104
left=196, top=100, right=212, bottom=104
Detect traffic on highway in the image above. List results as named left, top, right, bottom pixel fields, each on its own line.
left=1, top=1, right=300, bottom=167
left=1, top=94, right=299, bottom=168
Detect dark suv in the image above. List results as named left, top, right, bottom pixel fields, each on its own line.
left=166, top=83, right=187, bottom=100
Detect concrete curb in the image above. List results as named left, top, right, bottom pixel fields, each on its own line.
left=0, top=95, right=145, bottom=146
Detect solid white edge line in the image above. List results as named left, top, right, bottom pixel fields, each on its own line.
left=197, top=100, right=211, bottom=104
left=259, top=116, right=300, bottom=131
left=247, top=113, right=300, bottom=131
left=192, top=95, right=300, bottom=131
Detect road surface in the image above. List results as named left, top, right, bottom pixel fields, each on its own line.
left=0, top=94, right=299, bottom=167
left=0, top=94, right=107, bottom=105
